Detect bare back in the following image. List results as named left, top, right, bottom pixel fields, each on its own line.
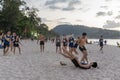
left=78, top=37, right=87, bottom=47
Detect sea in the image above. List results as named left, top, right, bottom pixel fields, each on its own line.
left=88, top=39, right=120, bottom=46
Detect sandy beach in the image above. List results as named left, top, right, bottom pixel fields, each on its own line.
left=0, top=40, right=120, bottom=80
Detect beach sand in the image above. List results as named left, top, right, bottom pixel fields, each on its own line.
left=0, top=40, right=120, bottom=80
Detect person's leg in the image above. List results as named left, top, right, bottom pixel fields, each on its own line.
left=13, top=47, right=16, bottom=54
left=59, top=52, right=72, bottom=59
left=18, top=46, right=21, bottom=54
left=3, top=48, right=6, bottom=56
left=43, top=44, right=45, bottom=52
left=56, top=46, right=58, bottom=53
left=5, top=47, right=9, bottom=55
left=10, top=42, right=13, bottom=51
left=40, top=45, right=42, bottom=52
left=73, top=48, right=78, bottom=54
left=62, top=47, right=75, bottom=58
left=83, top=51, right=88, bottom=63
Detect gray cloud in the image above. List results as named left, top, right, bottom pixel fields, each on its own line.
left=45, top=0, right=81, bottom=11
left=45, top=0, right=66, bottom=6
left=96, top=11, right=113, bottom=17
left=100, top=6, right=108, bottom=9
left=105, top=0, right=112, bottom=2
left=58, top=18, right=66, bottom=20
left=58, top=21, right=71, bottom=24
left=107, top=11, right=113, bottom=16
left=62, top=7, right=75, bottom=11
left=76, top=19, right=82, bottom=22
left=103, top=20, right=120, bottom=28
left=115, top=15, right=120, bottom=19
left=96, top=12, right=106, bottom=16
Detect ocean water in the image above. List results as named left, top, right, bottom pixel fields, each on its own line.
left=89, top=39, right=120, bottom=46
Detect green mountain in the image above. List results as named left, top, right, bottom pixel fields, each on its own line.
left=51, top=24, right=120, bottom=39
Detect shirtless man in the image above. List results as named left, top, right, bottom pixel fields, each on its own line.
left=78, top=32, right=90, bottom=64
left=38, top=34, right=45, bottom=53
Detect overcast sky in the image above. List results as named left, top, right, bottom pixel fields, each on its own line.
left=24, top=0, right=120, bottom=30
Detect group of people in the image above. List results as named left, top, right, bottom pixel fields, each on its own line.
left=55, top=32, right=98, bottom=69
left=0, top=31, right=21, bottom=55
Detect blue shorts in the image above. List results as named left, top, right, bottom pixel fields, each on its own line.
left=69, top=43, right=74, bottom=48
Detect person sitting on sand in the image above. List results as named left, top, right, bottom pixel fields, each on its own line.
left=59, top=47, right=98, bottom=69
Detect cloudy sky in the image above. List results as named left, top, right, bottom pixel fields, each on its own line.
left=24, top=0, right=120, bottom=30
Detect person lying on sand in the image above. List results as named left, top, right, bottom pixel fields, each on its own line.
left=59, top=47, right=98, bottom=69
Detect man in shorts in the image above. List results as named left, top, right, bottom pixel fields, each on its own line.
left=39, top=34, right=45, bottom=53
left=78, top=32, right=90, bottom=64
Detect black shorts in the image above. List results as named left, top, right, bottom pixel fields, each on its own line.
left=79, top=46, right=86, bottom=52
left=56, top=42, right=61, bottom=47
left=3, top=43, right=10, bottom=49
left=100, top=42, right=103, bottom=46
left=40, top=41, right=44, bottom=45
left=14, top=44, right=19, bottom=47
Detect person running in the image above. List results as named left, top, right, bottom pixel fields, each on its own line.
left=13, top=36, right=21, bottom=54
left=3, top=31, right=11, bottom=56
left=99, top=35, right=104, bottom=53
left=55, top=36, right=61, bottom=53
left=78, top=32, right=90, bottom=64
left=59, top=47, right=98, bottom=69
left=38, top=34, right=45, bottom=53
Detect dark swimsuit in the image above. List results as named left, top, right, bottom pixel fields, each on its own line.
left=13, top=40, right=19, bottom=47
left=40, top=41, right=44, bottom=45
left=63, top=39, right=67, bottom=46
left=71, top=58, right=91, bottom=69
left=79, top=46, right=86, bottom=52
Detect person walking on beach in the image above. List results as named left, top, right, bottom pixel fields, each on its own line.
left=78, top=32, right=90, bottom=64
left=99, top=35, right=104, bottom=53
left=13, top=36, right=21, bottom=54
left=38, top=34, right=45, bottom=53
left=3, top=31, right=11, bottom=56
left=55, top=36, right=61, bottom=53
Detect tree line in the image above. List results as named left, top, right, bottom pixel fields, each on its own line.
left=0, top=0, right=57, bottom=38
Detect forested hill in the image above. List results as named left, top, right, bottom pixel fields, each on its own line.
left=51, top=24, right=120, bottom=39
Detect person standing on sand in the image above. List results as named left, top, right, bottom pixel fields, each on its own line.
left=13, top=36, right=21, bottom=54
left=68, top=34, right=74, bottom=54
left=55, top=36, right=61, bottom=53
left=3, top=31, right=11, bottom=56
left=78, top=32, right=90, bottom=64
left=62, top=35, right=68, bottom=49
left=38, top=34, right=45, bottom=53
left=99, top=35, right=104, bottom=53
left=10, top=32, right=17, bottom=52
